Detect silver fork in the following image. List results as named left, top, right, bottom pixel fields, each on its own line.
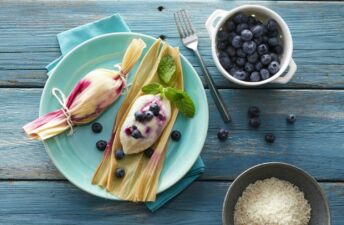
left=174, top=10, right=231, bottom=123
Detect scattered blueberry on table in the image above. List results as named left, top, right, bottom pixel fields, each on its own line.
left=91, top=122, right=103, bottom=133
left=249, top=117, right=261, bottom=128
left=217, top=128, right=229, bottom=141
left=171, top=130, right=181, bottom=141
left=115, top=149, right=125, bottom=160
left=217, top=12, right=283, bottom=82
left=287, top=113, right=296, bottom=124
left=115, top=168, right=125, bottom=178
left=157, top=6, right=164, bottom=11
left=248, top=106, right=260, bottom=118
left=96, top=140, right=107, bottom=151
left=144, top=147, right=155, bottom=158
left=265, top=133, right=275, bottom=143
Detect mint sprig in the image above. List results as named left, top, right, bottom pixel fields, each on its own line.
left=157, top=55, right=176, bottom=85
left=142, top=83, right=195, bottom=118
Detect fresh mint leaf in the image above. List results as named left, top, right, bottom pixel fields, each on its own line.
left=157, top=55, right=176, bottom=85
left=164, top=87, right=195, bottom=118
left=142, top=83, right=163, bottom=94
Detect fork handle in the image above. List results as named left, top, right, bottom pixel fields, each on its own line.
left=193, top=49, right=231, bottom=123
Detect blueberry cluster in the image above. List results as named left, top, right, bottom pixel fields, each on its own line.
left=217, top=12, right=283, bottom=82
left=134, top=103, right=160, bottom=123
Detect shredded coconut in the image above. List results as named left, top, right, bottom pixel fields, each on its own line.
left=234, top=177, right=311, bottom=225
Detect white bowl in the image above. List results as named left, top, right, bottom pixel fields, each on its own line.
left=205, top=5, right=297, bottom=86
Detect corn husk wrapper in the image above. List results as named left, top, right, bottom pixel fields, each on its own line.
left=92, top=40, right=183, bottom=202
left=23, top=39, right=146, bottom=141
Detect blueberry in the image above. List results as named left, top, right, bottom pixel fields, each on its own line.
left=287, top=113, right=296, bottom=124
left=219, top=55, right=232, bottom=70
left=231, top=35, right=242, bottom=48
left=144, top=111, right=154, bottom=121
left=229, top=67, right=238, bottom=75
left=265, top=133, right=275, bottom=143
left=233, top=70, right=248, bottom=81
left=115, top=149, right=125, bottom=160
left=217, top=41, right=227, bottom=50
left=267, top=19, right=278, bottom=31
left=171, top=130, right=181, bottom=141
left=244, top=62, right=254, bottom=73
left=270, top=53, right=280, bottom=63
left=219, top=51, right=229, bottom=58
left=251, top=25, right=264, bottom=37
left=242, top=41, right=256, bottom=55
left=255, top=62, right=263, bottom=71
left=247, top=16, right=256, bottom=26
left=268, top=37, right=279, bottom=47
left=226, top=46, right=236, bottom=57
left=96, top=140, right=107, bottom=151
left=274, top=44, right=284, bottom=54
left=134, top=111, right=145, bottom=122
left=91, top=122, right=103, bottom=133
left=218, top=30, right=229, bottom=41
left=217, top=128, right=229, bottom=141
left=115, top=168, right=125, bottom=178
left=144, top=147, right=154, bottom=158
left=226, top=20, right=236, bottom=32
left=228, top=32, right=237, bottom=41
left=262, top=35, right=269, bottom=44
left=233, top=12, right=245, bottom=24
left=254, top=36, right=263, bottom=45
left=241, top=29, right=253, bottom=41
left=268, top=61, right=280, bottom=75
left=236, top=57, right=246, bottom=66
left=249, top=117, right=261, bottom=128
left=261, top=54, right=272, bottom=65
left=260, top=68, right=270, bottom=80
left=248, top=106, right=260, bottom=118
left=236, top=48, right=246, bottom=58
left=257, top=44, right=269, bottom=55
left=236, top=23, right=249, bottom=34
left=268, top=30, right=278, bottom=37
left=247, top=52, right=259, bottom=64
left=250, top=71, right=261, bottom=82
left=131, top=129, right=142, bottom=139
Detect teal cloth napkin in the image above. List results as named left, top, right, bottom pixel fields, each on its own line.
left=46, top=14, right=205, bottom=212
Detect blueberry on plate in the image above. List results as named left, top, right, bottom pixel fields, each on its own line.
left=262, top=35, right=269, bottom=44
left=228, top=32, right=237, bottom=41
left=287, top=113, right=296, bottom=124
left=233, top=70, right=248, bottom=81
left=241, top=29, right=253, bottom=41
left=251, top=25, right=264, bottom=37
left=247, top=16, right=256, bottom=26
left=135, top=111, right=145, bottom=122
left=261, top=54, right=272, bottom=65
left=270, top=53, right=280, bottom=63
left=131, top=129, right=142, bottom=139
left=247, top=52, right=259, bottom=64
left=233, top=12, right=245, bottom=24
left=171, top=130, right=181, bottom=141
left=257, top=44, right=269, bottom=55
left=260, top=68, right=271, bottom=80
left=236, top=48, right=246, bottom=58
left=267, top=19, right=278, bottom=31
left=226, top=46, right=236, bottom=57
left=96, top=140, right=107, bottom=151
left=236, top=57, right=246, bottom=66
left=265, top=133, right=275, bottom=143
left=250, top=71, right=261, bottom=82
left=115, top=149, right=125, bottom=160
left=144, top=147, right=154, bottom=158
left=236, top=23, right=249, bottom=34
left=218, top=30, right=230, bottom=41
left=242, top=41, right=256, bottom=55
left=268, top=37, right=279, bottom=47
left=217, top=128, right=229, bottom=141
left=219, top=55, right=232, bottom=70
left=115, top=168, right=125, bottom=178
left=248, top=106, right=260, bottom=118
left=254, top=36, right=263, bottom=45
left=232, top=35, right=243, bottom=48
left=144, top=111, right=154, bottom=121
left=268, top=61, right=280, bottom=75
left=268, top=30, right=278, bottom=37
left=255, top=62, right=263, bottom=71
left=217, top=41, right=227, bottom=50
left=274, top=44, right=284, bottom=54
left=91, top=122, right=103, bottom=133
left=244, top=62, right=254, bottom=73
left=226, top=20, right=236, bottom=32
left=249, top=117, right=261, bottom=128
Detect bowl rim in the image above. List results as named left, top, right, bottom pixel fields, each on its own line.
left=222, top=162, right=331, bottom=225
left=211, top=5, right=293, bottom=86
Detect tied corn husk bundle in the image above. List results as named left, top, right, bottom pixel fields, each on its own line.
left=23, top=39, right=146, bottom=141
left=92, top=39, right=183, bottom=202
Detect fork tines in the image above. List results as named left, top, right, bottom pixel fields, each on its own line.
left=174, top=10, right=195, bottom=38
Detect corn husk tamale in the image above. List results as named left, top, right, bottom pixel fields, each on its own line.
left=23, top=39, right=146, bottom=141
left=92, top=39, right=183, bottom=202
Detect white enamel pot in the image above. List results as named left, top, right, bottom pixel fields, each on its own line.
left=205, top=5, right=297, bottom=86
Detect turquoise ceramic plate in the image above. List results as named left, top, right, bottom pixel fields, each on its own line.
left=40, top=32, right=208, bottom=200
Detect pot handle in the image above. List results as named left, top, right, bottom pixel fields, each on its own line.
left=271, top=58, right=297, bottom=84
left=205, top=9, right=228, bottom=38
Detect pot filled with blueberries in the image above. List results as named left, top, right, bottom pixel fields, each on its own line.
left=205, top=5, right=297, bottom=85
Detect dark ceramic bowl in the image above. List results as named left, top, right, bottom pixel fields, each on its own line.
left=222, top=162, right=331, bottom=225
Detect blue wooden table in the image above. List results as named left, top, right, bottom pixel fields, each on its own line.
left=1, top=1, right=344, bottom=224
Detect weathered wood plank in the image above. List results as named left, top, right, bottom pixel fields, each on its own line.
left=1, top=88, right=344, bottom=180
left=0, top=181, right=342, bottom=225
